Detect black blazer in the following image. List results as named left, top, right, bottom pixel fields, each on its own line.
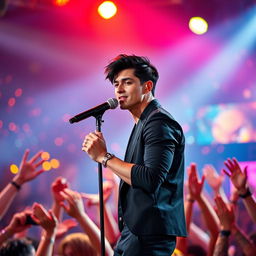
left=118, top=99, right=187, bottom=237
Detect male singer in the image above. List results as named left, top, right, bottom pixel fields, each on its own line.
left=82, top=54, right=187, bottom=255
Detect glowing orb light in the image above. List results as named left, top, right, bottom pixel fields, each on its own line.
left=189, top=17, right=208, bottom=35
left=98, top=1, right=117, bottom=19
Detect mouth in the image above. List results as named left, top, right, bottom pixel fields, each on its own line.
left=118, top=96, right=128, bottom=102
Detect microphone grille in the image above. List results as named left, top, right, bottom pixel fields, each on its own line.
left=107, top=98, right=118, bottom=109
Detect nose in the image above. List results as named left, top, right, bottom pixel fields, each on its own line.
left=116, top=83, right=125, bottom=93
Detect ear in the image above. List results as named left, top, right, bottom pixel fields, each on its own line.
left=144, top=81, right=153, bottom=93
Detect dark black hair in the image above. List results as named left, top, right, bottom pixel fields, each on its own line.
left=105, top=54, right=159, bottom=96
left=0, top=238, right=35, bottom=256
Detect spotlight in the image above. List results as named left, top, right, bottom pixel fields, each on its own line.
left=98, top=1, right=117, bottom=20
left=53, top=0, right=70, bottom=7
left=189, top=17, right=208, bottom=35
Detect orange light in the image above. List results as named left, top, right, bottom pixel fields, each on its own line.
left=53, top=0, right=70, bottom=6
left=42, top=161, right=51, bottom=171
left=41, top=152, right=50, bottom=160
left=10, top=164, right=19, bottom=174
left=98, top=1, right=117, bottom=19
left=51, top=159, right=60, bottom=169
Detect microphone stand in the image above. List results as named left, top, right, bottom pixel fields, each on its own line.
left=95, top=114, right=105, bottom=256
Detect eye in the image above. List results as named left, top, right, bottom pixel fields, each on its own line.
left=125, top=80, right=132, bottom=85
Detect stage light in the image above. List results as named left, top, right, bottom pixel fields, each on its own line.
left=189, top=17, right=208, bottom=35
left=42, top=161, right=51, bottom=171
left=98, top=1, right=117, bottom=19
left=41, top=152, right=50, bottom=160
left=53, top=0, right=70, bottom=7
left=10, top=164, right=19, bottom=174
left=51, top=159, right=60, bottom=169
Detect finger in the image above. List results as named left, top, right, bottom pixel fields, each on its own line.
left=33, top=169, right=46, bottom=178
left=224, top=161, right=233, bottom=172
left=29, top=151, right=43, bottom=164
left=60, top=202, right=69, bottom=212
left=244, top=166, right=248, bottom=180
left=222, top=168, right=231, bottom=177
left=95, top=131, right=103, bottom=138
left=232, top=158, right=241, bottom=171
left=227, top=158, right=236, bottom=170
left=201, top=175, right=205, bottom=185
left=21, top=149, right=30, bottom=165
left=87, top=132, right=99, bottom=140
left=34, top=159, right=45, bottom=168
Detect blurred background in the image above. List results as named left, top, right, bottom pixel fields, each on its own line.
left=0, top=0, right=256, bottom=237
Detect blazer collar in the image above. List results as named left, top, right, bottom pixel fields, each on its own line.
left=125, top=99, right=160, bottom=163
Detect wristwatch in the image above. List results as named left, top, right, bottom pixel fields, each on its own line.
left=102, top=153, right=115, bottom=167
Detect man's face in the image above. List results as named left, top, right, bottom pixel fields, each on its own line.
left=113, top=68, right=146, bottom=111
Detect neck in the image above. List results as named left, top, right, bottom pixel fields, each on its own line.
left=130, top=95, right=155, bottom=123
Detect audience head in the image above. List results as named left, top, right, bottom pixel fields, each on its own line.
left=58, top=233, right=96, bottom=256
left=0, top=238, right=35, bottom=256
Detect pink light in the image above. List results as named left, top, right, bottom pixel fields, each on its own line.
left=201, top=146, right=210, bottom=155
left=0, top=120, right=3, bottom=129
left=30, top=108, right=42, bottom=117
left=22, top=123, right=31, bottom=133
left=8, top=97, right=16, bottom=107
left=55, top=137, right=64, bottom=146
left=9, top=122, right=17, bottom=132
left=62, top=113, right=71, bottom=122
left=15, top=88, right=23, bottom=97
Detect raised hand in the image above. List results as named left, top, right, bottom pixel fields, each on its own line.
left=13, top=149, right=45, bottom=185
left=55, top=219, right=77, bottom=238
left=5, top=211, right=31, bottom=236
left=51, top=177, right=68, bottom=203
left=32, top=203, right=58, bottom=236
left=81, top=180, right=114, bottom=207
left=203, top=164, right=224, bottom=193
left=223, top=158, right=248, bottom=194
left=187, top=163, right=205, bottom=201
left=214, top=195, right=235, bottom=230
left=60, top=188, right=85, bottom=219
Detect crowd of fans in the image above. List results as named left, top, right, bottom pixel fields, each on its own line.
left=0, top=149, right=255, bottom=255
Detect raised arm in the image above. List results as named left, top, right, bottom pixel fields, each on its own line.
left=223, top=158, right=256, bottom=223
left=33, top=203, right=58, bottom=256
left=203, top=164, right=228, bottom=203
left=0, top=211, right=31, bottom=245
left=213, top=195, right=234, bottom=256
left=188, top=163, right=219, bottom=256
left=60, top=188, right=114, bottom=256
left=82, top=180, right=120, bottom=245
left=0, top=149, right=45, bottom=220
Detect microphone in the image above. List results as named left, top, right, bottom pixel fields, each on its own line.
left=69, top=98, right=118, bottom=123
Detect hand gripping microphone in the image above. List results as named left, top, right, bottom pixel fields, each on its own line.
left=69, top=98, right=118, bottom=123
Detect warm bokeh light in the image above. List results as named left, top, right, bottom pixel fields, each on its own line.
left=53, top=0, right=70, bottom=6
left=189, top=17, right=208, bottom=35
left=98, top=1, right=117, bottom=19
left=41, top=152, right=50, bottom=160
left=42, top=161, right=51, bottom=171
left=51, top=158, right=60, bottom=169
left=10, top=164, right=19, bottom=174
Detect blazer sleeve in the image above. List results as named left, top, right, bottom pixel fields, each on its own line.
left=131, top=113, right=182, bottom=193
